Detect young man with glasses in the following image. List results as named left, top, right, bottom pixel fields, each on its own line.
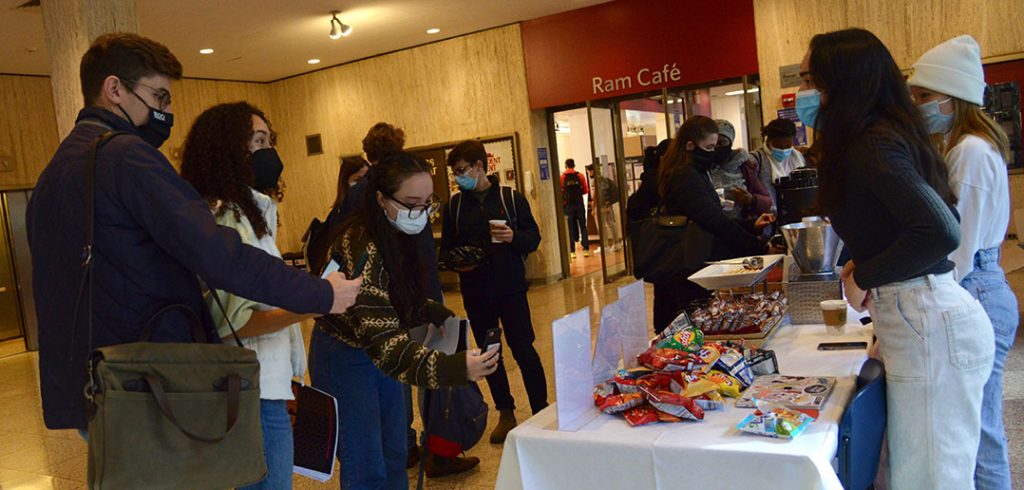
left=27, top=33, right=362, bottom=435
left=440, top=140, right=548, bottom=444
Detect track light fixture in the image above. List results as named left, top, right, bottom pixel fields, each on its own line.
left=329, top=10, right=352, bottom=39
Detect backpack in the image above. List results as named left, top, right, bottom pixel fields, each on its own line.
left=562, top=172, right=584, bottom=206
left=597, top=176, right=620, bottom=205
left=449, top=186, right=518, bottom=235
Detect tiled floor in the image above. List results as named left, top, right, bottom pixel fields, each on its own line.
left=1, top=251, right=1022, bottom=489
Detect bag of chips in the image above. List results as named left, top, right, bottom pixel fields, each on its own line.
left=637, top=347, right=700, bottom=371
left=646, top=390, right=705, bottom=421
left=594, top=381, right=617, bottom=407
left=623, top=404, right=661, bottom=426
left=714, top=347, right=754, bottom=387
left=599, top=393, right=644, bottom=414
left=694, top=392, right=726, bottom=411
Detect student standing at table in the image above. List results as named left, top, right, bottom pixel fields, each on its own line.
left=797, top=28, right=994, bottom=490
left=909, top=35, right=1018, bottom=490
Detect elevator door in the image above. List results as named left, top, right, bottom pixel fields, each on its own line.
left=0, top=193, right=25, bottom=341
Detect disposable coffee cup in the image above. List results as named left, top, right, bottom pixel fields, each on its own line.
left=489, top=219, right=507, bottom=243
left=820, top=300, right=848, bottom=335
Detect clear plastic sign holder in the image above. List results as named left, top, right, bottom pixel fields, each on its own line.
left=552, top=307, right=599, bottom=431
left=617, top=280, right=649, bottom=367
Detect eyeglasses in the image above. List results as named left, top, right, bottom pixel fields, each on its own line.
left=452, top=164, right=475, bottom=176
left=389, top=193, right=441, bottom=219
left=123, top=78, right=172, bottom=110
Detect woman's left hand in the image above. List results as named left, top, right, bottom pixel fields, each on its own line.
left=728, top=187, right=753, bottom=207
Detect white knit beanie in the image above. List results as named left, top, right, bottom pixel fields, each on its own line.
left=908, top=35, right=986, bottom=106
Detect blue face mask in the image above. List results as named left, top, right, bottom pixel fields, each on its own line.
left=455, top=168, right=478, bottom=191
left=918, top=98, right=954, bottom=134
left=770, top=146, right=794, bottom=162
left=795, top=89, right=822, bottom=129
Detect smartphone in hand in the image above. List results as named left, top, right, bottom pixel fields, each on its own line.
left=484, top=327, right=502, bottom=353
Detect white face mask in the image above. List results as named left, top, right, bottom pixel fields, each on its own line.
left=385, top=201, right=428, bottom=235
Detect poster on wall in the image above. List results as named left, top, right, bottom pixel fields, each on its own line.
left=776, top=107, right=807, bottom=147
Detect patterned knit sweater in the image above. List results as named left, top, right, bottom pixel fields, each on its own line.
left=317, top=223, right=468, bottom=389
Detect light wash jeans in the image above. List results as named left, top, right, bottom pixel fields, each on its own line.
left=961, top=248, right=1019, bottom=490
left=868, top=271, right=995, bottom=490
left=240, top=399, right=294, bottom=490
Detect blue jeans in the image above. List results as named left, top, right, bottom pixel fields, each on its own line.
left=240, top=399, right=294, bottom=490
left=308, top=328, right=408, bottom=490
left=961, top=248, right=1019, bottom=490
left=566, top=202, right=589, bottom=251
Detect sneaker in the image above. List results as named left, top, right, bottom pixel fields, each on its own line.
left=424, top=453, right=481, bottom=478
left=583, top=250, right=591, bottom=257
left=490, top=409, right=517, bottom=444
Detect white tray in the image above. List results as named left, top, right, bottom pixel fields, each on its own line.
left=687, top=254, right=785, bottom=290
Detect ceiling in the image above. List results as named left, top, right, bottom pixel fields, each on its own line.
left=0, top=0, right=609, bottom=82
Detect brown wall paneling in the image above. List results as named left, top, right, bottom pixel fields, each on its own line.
left=753, top=0, right=1024, bottom=233
left=160, top=78, right=275, bottom=169
left=0, top=75, right=59, bottom=189
left=267, top=25, right=561, bottom=280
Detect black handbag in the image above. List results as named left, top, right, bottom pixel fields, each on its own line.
left=630, top=206, right=713, bottom=282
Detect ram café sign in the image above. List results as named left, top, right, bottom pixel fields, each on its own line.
left=592, top=63, right=682, bottom=95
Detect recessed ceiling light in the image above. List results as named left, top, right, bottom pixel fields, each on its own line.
left=426, top=28, right=441, bottom=34
left=199, top=48, right=214, bottom=55
left=307, top=58, right=321, bottom=65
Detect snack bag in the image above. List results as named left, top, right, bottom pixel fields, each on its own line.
left=594, top=381, right=617, bottom=407
left=637, top=347, right=699, bottom=371
left=623, top=404, right=660, bottom=426
left=612, top=367, right=653, bottom=394
left=706, top=370, right=743, bottom=398
left=599, top=393, right=644, bottom=414
left=655, top=409, right=684, bottom=423
left=714, top=347, right=754, bottom=387
left=646, top=390, right=705, bottom=421
left=637, top=372, right=674, bottom=394
left=694, top=392, right=726, bottom=411
left=696, top=345, right=723, bottom=373
left=736, top=400, right=814, bottom=439
left=656, top=326, right=704, bottom=353
left=682, top=378, right=720, bottom=398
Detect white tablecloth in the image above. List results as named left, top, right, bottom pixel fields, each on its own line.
left=496, top=321, right=874, bottom=490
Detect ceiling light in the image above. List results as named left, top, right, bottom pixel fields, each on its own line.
left=199, top=48, right=214, bottom=55
left=724, top=87, right=761, bottom=96
left=308, top=58, right=321, bottom=65
left=329, top=10, right=352, bottom=39
left=427, top=28, right=441, bottom=34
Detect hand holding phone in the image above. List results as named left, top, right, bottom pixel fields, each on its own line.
left=484, top=327, right=502, bottom=353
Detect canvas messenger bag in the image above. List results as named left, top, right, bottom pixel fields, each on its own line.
left=80, top=130, right=266, bottom=489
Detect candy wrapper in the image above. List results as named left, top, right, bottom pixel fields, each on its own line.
left=599, top=393, right=644, bottom=414
left=736, top=400, right=814, bottom=439
left=646, top=390, right=705, bottom=421
left=623, top=404, right=660, bottom=426
left=714, top=347, right=754, bottom=387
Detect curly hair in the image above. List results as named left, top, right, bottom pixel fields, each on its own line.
left=362, top=122, right=405, bottom=163
left=180, top=101, right=273, bottom=238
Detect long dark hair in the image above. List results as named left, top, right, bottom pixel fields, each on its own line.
left=658, top=116, right=719, bottom=197
left=181, top=101, right=274, bottom=238
left=333, top=156, right=369, bottom=208
left=808, top=28, right=954, bottom=214
left=347, top=152, right=430, bottom=322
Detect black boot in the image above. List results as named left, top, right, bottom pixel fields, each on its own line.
left=490, top=409, right=517, bottom=444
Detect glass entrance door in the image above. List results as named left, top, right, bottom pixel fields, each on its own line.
left=587, top=100, right=627, bottom=283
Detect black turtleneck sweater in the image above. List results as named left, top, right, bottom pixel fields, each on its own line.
left=662, top=157, right=763, bottom=262
left=827, top=126, right=958, bottom=289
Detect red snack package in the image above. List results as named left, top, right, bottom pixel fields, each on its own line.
left=637, top=347, right=700, bottom=371
left=599, top=393, right=644, bottom=414
left=612, top=367, right=652, bottom=394
left=623, top=404, right=660, bottom=426
left=655, top=408, right=684, bottom=423
left=594, top=381, right=617, bottom=407
left=637, top=372, right=674, bottom=393
left=645, top=390, right=705, bottom=421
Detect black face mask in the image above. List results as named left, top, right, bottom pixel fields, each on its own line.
left=120, top=89, right=174, bottom=149
left=713, top=146, right=732, bottom=166
left=689, top=147, right=717, bottom=167
left=251, top=148, right=284, bottom=190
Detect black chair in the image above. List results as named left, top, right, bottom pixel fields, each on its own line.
left=837, top=358, right=886, bottom=490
